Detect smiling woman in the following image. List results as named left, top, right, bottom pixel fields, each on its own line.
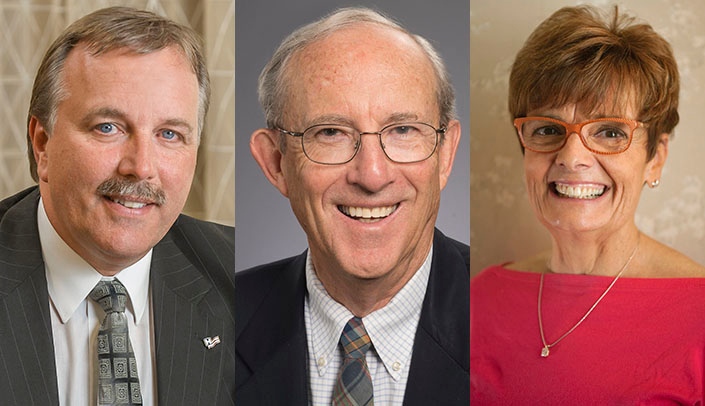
left=470, top=4, right=705, bottom=403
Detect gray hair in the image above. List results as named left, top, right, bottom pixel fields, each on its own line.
left=27, top=6, right=210, bottom=181
left=258, top=7, right=455, bottom=133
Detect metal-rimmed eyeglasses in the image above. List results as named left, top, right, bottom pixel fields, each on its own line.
left=513, top=117, right=644, bottom=155
left=277, top=122, right=445, bottom=165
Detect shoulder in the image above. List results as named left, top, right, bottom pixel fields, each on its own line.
left=236, top=254, right=304, bottom=290
left=171, top=214, right=234, bottom=244
left=504, top=251, right=550, bottom=274
left=433, top=228, right=469, bottom=271
left=167, top=214, right=234, bottom=265
left=637, top=235, right=705, bottom=278
left=162, top=214, right=234, bottom=284
left=235, top=253, right=307, bottom=335
left=0, top=187, right=43, bottom=285
left=0, top=186, right=39, bottom=221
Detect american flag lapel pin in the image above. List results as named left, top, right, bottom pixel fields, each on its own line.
left=203, top=336, right=221, bottom=349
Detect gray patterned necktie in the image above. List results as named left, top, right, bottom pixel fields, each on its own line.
left=89, top=279, right=143, bottom=405
left=332, top=317, right=374, bottom=406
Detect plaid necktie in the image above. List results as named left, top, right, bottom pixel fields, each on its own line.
left=332, top=317, right=374, bottom=406
left=89, top=279, right=143, bottom=405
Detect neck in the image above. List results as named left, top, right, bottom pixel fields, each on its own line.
left=546, top=226, right=641, bottom=276
left=311, top=246, right=430, bottom=318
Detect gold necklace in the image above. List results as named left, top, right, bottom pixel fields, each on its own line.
left=537, top=233, right=640, bottom=358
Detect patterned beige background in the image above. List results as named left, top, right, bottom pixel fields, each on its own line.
left=471, top=0, right=705, bottom=275
left=0, top=0, right=234, bottom=225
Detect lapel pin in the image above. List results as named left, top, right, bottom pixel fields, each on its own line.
left=202, top=336, right=221, bottom=349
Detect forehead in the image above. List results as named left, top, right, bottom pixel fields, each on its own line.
left=61, top=43, right=198, bottom=100
left=283, top=24, right=439, bottom=124
left=57, top=44, right=200, bottom=131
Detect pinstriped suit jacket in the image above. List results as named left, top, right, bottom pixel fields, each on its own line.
left=235, top=229, right=470, bottom=405
left=0, top=187, right=235, bottom=405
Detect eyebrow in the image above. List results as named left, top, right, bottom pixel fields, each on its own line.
left=529, top=109, right=626, bottom=121
left=305, top=112, right=422, bottom=128
left=79, top=107, right=127, bottom=128
left=386, top=112, right=420, bottom=124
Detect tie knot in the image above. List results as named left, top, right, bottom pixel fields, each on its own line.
left=90, top=279, right=128, bottom=313
left=340, top=317, right=372, bottom=359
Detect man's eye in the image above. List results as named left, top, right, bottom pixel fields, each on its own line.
left=319, top=128, right=343, bottom=137
left=96, top=123, right=117, bottom=134
left=160, top=129, right=179, bottom=140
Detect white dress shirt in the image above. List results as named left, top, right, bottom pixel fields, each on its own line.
left=38, top=199, right=157, bottom=406
left=304, top=247, right=432, bottom=405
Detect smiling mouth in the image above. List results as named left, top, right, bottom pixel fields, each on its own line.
left=106, top=196, right=151, bottom=209
left=338, top=204, right=399, bottom=223
left=552, top=183, right=606, bottom=200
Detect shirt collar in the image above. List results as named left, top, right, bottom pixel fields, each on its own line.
left=38, top=198, right=152, bottom=324
left=305, top=247, right=432, bottom=380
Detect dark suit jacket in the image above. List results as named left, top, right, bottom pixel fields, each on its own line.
left=0, top=187, right=235, bottom=405
left=235, top=229, right=469, bottom=405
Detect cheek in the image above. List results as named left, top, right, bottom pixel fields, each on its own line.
left=161, top=151, right=197, bottom=190
left=47, top=141, right=101, bottom=184
left=523, top=156, right=547, bottom=188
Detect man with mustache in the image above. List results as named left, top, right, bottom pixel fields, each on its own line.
left=235, top=7, right=469, bottom=405
left=0, top=7, right=234, bottom=405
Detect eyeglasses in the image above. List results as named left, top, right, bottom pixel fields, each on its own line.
left=277, top=122, right=445, bottom=165
left=513, top=117, right=644, bottom=155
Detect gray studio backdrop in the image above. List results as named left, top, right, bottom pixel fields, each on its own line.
left=235, top=0, right=470, bottom=271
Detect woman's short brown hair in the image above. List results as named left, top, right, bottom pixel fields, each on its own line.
left=508, top=5, right=679, bottom=160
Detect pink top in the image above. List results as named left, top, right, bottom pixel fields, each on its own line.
left=471, top=265, right=705, bottom=405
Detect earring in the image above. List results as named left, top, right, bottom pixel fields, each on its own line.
left=650, top=179, right=660, bottom=188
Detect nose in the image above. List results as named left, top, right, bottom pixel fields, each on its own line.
left=117, top=132, right=157, bottom=180
left=346, top=133, right=394, bottom=192
left=554, top=131, right=594, bottom=170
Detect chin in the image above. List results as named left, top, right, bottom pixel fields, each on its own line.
left=542, top=215, right=609, bottom=234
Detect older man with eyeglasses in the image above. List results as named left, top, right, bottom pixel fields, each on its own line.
left=235, top=7, right=469, bottom=406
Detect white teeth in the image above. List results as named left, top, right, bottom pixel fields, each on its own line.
left=554, top=183, right=605, bottom=199
left=113, top=198, right=147, bottom=209
left=340, top=204, right=398, bottom=220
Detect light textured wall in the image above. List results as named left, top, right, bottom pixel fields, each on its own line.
left=470, top=0, right=705, bottom=275
left=0, top=0, right=234, bottom=225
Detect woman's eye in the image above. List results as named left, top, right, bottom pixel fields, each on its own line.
left=534, top=126, right=563, bottom=136
left=596, top=128, right=627, bottom=139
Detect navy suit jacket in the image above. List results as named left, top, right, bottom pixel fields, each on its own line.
left=0, top=187, right=235, bottom=405
left=235, top=229, right=469, bottom=405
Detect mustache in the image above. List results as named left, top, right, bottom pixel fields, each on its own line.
left=96, top=178, right=166, bottom=206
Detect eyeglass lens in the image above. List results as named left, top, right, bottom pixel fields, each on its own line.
left=520, top=119, right=634, bottom=153
left=302, top=123, right=438, bottom=164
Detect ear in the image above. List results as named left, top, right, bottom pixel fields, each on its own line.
left=644, top=133, right=669, bottom=186
left=437, top=119, right=461, bottom=190
left=250, top=128, right=290, bottom=197
left=28, top=116, right=50, bottom=183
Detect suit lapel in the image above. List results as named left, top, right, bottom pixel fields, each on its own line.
left=236, top=253, right=309, bottom=405
left=404, top=229, right=470, bottom=405
left=0, top=188, right=59, bottom=405
left=236, top=232, right=469, bottom=405
left=150, top=220, right=234, bottom=406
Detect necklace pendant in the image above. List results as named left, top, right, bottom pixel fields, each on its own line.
left=541, top=346, right=550, bottom=358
